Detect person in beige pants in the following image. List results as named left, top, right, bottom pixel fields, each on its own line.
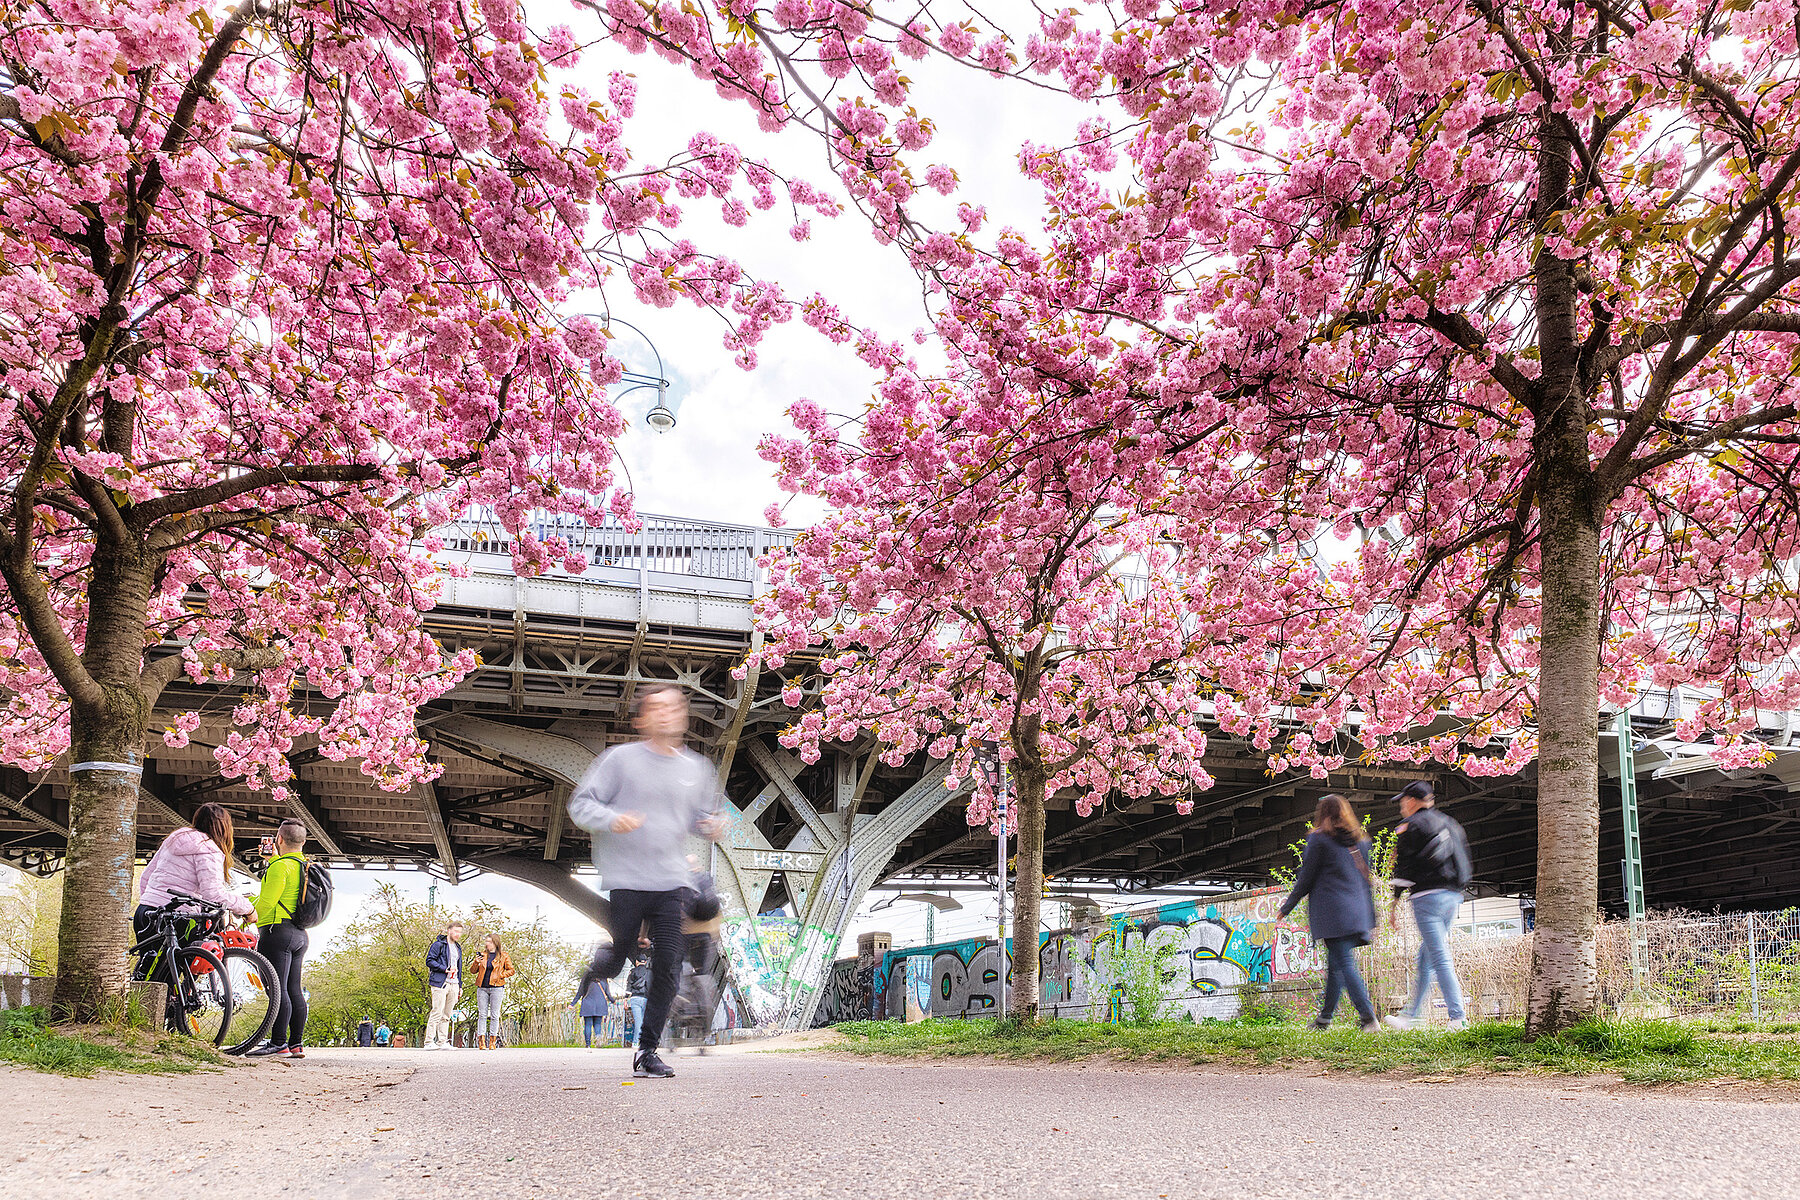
left=424, top=921, right=464, bottom=1049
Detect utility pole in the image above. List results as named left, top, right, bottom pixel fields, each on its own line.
left=996, top=778, right=1008, bottom=1019
left=1615, top=709, right=1648, bottom=999
left=428, top=882, right=438, bottom=916
left=974, top=743, right=1010, bottom=1020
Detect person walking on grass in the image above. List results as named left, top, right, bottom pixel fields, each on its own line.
left=469, top=933, right=516, bottom=1050
left=568, top=683, right=727, bottom=1079
left=248, top=819, right=311, bottom=1058
left=1385, top=780, right=1474, bottom=1031
left=1278, top=794, right=1382, bottom=1033
left=425, top=920, right=465, bottom=1050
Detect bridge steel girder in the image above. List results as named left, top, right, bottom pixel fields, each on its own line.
left=418, top=778, right=458, bottom=880
left=470, top=851, right=610, bottom=926
left=780, top=761, right=958, bottom=1031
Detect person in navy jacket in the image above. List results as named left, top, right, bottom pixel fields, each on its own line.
left=1278, top=794, right=1381, bottom=1032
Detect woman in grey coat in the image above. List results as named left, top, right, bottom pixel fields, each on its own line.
left=1277, top=794, right=1381, bottom=1031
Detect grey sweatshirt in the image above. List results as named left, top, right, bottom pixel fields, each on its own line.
left=566, top=741, right=723, bottom=892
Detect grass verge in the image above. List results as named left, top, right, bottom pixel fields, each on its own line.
left=827, top=1016, right=1800, bottom=1083
left=0, top=1006, right=226, bottom=1077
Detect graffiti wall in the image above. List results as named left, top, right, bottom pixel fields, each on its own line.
left=810, top=888, right=1327, bottom=1025
left=721, top=912, right=846, bottom=1027
left=814, top=957, right=871, bottom=1025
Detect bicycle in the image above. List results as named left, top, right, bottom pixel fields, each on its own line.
left=128, top=892, right=278, bottom=1053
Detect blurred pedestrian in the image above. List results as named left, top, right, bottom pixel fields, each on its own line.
left=568, top=684, right=726, bottom=1078
left=623, top=939, right=652, bottom=1048
left=375, top=1021, right=391, bottom=1047
left=1278, top=794, right=1381, bottom=1033
left=357, top=1016, right=374, bottom=1048
left=469, top=933, right=516, bottom=1050
left=1386, top=780, right=1474, bottom=1030
left=425, top=920, right=465, bottom=1050
left=572, top=975, right=613, bottom=1049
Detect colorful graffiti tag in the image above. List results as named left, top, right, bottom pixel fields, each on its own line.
left=719, top=911, right=847, bottom=1026
left=810, top=887, right=1328, bottom=1026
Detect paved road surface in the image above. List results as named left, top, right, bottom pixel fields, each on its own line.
left=6, top=1043, right=1797, bottom=1198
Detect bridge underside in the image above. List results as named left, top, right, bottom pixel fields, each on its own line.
left=3, top=543, right=1797, bottom=915
left=884, top=721, right=1800, bottom=913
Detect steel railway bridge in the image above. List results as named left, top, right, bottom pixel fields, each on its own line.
left=5, top=513, right=1800, bottom=1020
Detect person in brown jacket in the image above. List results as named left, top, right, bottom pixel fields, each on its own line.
left=469, top=934, right=516, bottom=1050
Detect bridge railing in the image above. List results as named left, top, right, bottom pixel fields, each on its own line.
left=433, top=511, right=798, bottom=585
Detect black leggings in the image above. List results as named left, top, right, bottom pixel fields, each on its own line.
left=580, top=888, right=684, bottom=1054
left=260, top=920, right=309, bottom=1047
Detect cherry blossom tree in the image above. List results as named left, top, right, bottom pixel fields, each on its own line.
left=753, top=376, right=1337, bottom=1018
left=1085, top=0, right=1800, bottom=1034
left=681, top=0, right=1800, bottom=1032
left=814, top=0, right=1800, bottom=1032
left=0, top=0, right=831, bottom=1016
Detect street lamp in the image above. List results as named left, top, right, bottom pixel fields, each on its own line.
left=973, top=742, right=1010, bottom=1019
left=585, top=313, right=677, bottom=433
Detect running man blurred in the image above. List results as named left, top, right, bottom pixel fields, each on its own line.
left=569, top=683, right=726, bottom=1079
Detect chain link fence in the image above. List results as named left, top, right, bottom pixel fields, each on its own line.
left=1290, top=908, right=1800, bottom=1024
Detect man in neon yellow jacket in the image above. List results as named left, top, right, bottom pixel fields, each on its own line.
left=249, top=820, right=309, bottom=1058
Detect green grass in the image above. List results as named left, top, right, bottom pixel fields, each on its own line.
left=826, top=1016, right=1800, bottom=1083
left=0, top=1007, right=225, bottom=1077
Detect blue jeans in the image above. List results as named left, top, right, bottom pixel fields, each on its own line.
left=582, top=1015, right=604, bottom=1047
left=1319, top=937, right=1375, bottom=1025
left=1405, top=890, right=1467, bottom=1021
left=627, top=996, right=647, bottom=1047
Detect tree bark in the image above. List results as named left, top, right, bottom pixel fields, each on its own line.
left=1008, top=758, right=1047, bottom=1021
left=1526, top=461, right=1602, bottom=1035
left=51, top=689, right=151, bottom=1019
left=49, top=543, right=156, bottom=1021
left=1524, top=109, right=1603, bottom=1037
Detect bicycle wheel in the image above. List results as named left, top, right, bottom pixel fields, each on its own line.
left=220, top=947, right=278, bottom=1055
left=167, top=944, right=233, bottom=1045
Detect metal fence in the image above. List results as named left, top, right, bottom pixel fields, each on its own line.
left=1321, top=908, right=1800, bottom=1023
left=1595, top=909, right=1800, bottom=1021
left=434, top=511, right=797, bottom=582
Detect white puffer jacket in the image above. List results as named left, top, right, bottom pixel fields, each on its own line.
left=137, top=827, right=253, bottom=915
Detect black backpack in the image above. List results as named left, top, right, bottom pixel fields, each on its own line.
left=290, top=858, right=334, bottom=929
left=1422, top=812, right=1474, bottom=890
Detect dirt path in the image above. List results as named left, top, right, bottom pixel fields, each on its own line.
left=7, top=1045, right=1799, bottom=1198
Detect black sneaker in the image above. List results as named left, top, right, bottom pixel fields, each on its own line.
left=633, top=1049, right=675, bottom=1078
left=246, top=1043, right=286, bottom=1057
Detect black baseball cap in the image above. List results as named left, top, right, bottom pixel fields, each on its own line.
left=1390, top=780, right=1433, bottom=803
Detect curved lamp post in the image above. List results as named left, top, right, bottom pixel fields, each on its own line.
left=587, top=313, right=677, bottom=433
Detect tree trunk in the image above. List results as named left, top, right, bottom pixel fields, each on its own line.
left=51, top=688, right=151, bottom=1020
left=1525, top=111, right=1603, bottom=1037
left=50, top=544, right=156, bottom=1021
left=1007, top=759, right=1047, bottom=1021
left=1526, top=472, right=1603, bottom=1035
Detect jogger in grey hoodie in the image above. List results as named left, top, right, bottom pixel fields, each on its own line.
left=569, top=683, right=725, bottom=1078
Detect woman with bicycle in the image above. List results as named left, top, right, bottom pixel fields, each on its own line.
left=136, top=802, right=254, bottom=944
left=248, top=819, right=310, bottom=1059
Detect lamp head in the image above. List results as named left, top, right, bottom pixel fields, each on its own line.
left=645, top=380, right=676, bottom=432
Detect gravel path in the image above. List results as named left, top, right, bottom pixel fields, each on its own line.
left=6, top=1043, right=1797, bottom=1198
